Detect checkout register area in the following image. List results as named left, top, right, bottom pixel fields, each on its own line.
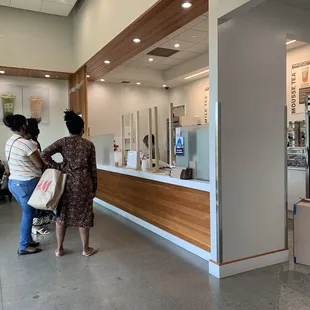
left=90, top=106, right=211, bottom=257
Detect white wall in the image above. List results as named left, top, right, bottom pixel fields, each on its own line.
left=0, top=7, right=74, bottom=72
left=287, top=44, right=310, bottom=122
left=169, top=77, right=209, bottom=124
left=88, top=82, right=169, bottom=161
left=0, top=76, right=69, bottom=160
left=72, top=0, right=157, bottom=68
left=218, top=12, right=287, bottom=262
left=88, top=78, right=210, bottom=162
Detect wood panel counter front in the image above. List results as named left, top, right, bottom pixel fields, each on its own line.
left=97, top=169, right=210, bottom=252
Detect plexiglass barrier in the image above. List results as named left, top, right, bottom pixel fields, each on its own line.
left=175, top=124, right=209, bottom=181
left=90, top=134, right=115, bottom=166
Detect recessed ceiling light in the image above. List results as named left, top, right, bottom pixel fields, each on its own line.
left=100, top=79, right=105, bottom=82
left=0, top=70, right=5, bottom=74
left=185, top=69, right=209, bottom=80
left=192, top=35, right=196, bottom=38
left=137, top=82, right=141, bottom=85
left=162, top=84, right=167, bottom=87
left=104, top=60, right=110, bottom=64
left=182, top=2, right=192, bottom=8
left=174, top=43, right=180, bottom=48
left=149, top=58, right=154, bottom=62
left=133, top=38, right=141, bottom=43
left=87, top=75, right=90, bottom=78
left=286, top=40, right=297, bottom=45
left=45, top=74, right=50, bottom=78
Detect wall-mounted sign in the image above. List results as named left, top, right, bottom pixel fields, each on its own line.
left=176, top=137, right=184, bottom=156
left=291, top=60, right=310, bottom=114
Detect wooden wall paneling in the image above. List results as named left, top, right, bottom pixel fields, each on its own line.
left=0, top=66, right=70, bottom=80
left=68, top=66, right=89, bottom=137
left=97, top=170, right=210, bottom=252
left=69, top=74, right=77, bottom=111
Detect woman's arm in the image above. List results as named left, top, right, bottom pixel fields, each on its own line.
left=89, top=143, right=97, bottom=195
left=41, top=139, right=63, bottom=169
left=29, top=150, right=45, bottom=169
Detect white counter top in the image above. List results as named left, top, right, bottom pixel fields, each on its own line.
left=97, top=164, right=210, bottom=192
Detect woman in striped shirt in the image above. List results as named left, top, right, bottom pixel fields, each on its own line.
left=4, top=114, right=45, bottom=255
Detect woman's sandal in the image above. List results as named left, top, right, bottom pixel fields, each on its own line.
left=32, top=227, right=51, bottom=235
left=82, top=247, right=98, bottom=257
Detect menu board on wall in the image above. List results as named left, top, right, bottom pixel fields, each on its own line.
left=0, top=85, right=23, bottom=120
left=291, top=60, right=310, bottom=114
left=22, top=87, right=50, bottom=125
left=204, top=86, right=209, bottom=123
left=0, top=84, right=50, bottom=125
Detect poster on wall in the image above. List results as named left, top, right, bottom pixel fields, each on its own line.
left=204, top=86, right=209, bottom=123
left=0, top=85, right=23, bottom=122
left=22, top=87, right=50, bottom=125
left=291, top=60, right=310, bottom=114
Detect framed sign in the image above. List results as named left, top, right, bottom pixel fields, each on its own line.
left=291, top=60, right=310, bottom=115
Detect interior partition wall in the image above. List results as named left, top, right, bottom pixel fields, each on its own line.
left=208, top=0, right=290, bottom=277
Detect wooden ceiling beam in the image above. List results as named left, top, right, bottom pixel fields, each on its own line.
left=86, top=0, right=208, bottom=81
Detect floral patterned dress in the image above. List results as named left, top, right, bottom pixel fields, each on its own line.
left=41, top=136, right=97, bottom=228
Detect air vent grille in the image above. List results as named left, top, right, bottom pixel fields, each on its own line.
left=147, top=48, right=178, bottom=57
left=121, top=81, right=131, bottom=84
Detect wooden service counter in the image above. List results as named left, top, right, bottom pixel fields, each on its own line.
left=96, top=165, right=211, bottom=254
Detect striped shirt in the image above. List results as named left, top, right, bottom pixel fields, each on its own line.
left=5, top=134, right=41, bottom=181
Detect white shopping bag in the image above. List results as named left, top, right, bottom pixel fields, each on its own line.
left=28, top=169, right=66, bottom=210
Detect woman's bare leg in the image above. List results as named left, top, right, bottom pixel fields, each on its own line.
left=79, top=227, right=98, bottom=256
left=55, top=223, right=66, bottom=256
left=79, top=227, right=90, bottom=252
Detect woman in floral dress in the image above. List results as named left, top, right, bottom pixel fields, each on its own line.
left=41, top=111, right=98, bottom=257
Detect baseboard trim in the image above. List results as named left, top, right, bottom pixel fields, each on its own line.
left=209, top=249, right=289, bottom=278
left=94, top=198, right=211, bottom=261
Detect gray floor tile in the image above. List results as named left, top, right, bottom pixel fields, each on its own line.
left=1, top=201, right=310, bottom=309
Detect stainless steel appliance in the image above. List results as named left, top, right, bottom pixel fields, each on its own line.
left=287, top=121, right=305, bottom=147
left=287, top=147, right=307, bottom=167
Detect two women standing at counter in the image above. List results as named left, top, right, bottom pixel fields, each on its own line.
left=4, top=111, right=98, bottom=257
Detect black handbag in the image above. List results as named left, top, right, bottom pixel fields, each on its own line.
left=0, top=175, right=8, bottom=190
left=180, top=168, right=193, bottom=180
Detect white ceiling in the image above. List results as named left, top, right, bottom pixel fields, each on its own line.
left=0, top=0, right=77, bottom=16
left=123, top=12, right=209, bottom=71
left=275, top=0, right=310, bottom=11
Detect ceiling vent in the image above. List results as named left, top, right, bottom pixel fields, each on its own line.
left=147, top=48, right=179, bottom=57
left=121, top=81, right=131, bottom=84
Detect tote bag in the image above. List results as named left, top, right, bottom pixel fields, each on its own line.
left=28, top=169, right=66, bottom=210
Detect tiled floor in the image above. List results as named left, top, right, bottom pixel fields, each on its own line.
left=0, top=200, right=310, bottom=309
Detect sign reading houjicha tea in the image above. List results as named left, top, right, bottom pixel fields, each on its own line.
left=291, top=60, right=310, bottom=114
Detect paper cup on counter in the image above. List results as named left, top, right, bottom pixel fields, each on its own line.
left=141, top=159, right=149, bottom=172
left=1, top=94, right=15, bottom=117
left=30, top=96, right=43, bottom=122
